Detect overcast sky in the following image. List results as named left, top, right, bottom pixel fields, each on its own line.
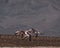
left=0, top=0, right=60, bottom=36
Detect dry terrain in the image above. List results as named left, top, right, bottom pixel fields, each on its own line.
left=0, top=35, right=60, bottom=47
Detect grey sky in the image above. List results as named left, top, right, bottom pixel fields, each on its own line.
left=0, top=0, right=60, bottom=36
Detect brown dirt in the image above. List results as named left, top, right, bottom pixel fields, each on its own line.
left=0, top=35, right=60, bottom=47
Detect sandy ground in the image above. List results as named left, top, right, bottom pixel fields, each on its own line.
left=0, top=35, right=60, bottom=47
left=0, top=47, right=60, bottom=48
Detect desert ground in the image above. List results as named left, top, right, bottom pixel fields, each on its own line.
left=0, top=35, right=60, bottom=47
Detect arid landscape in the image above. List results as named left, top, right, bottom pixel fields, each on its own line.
left=0, top=35, right=60, bottom=47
